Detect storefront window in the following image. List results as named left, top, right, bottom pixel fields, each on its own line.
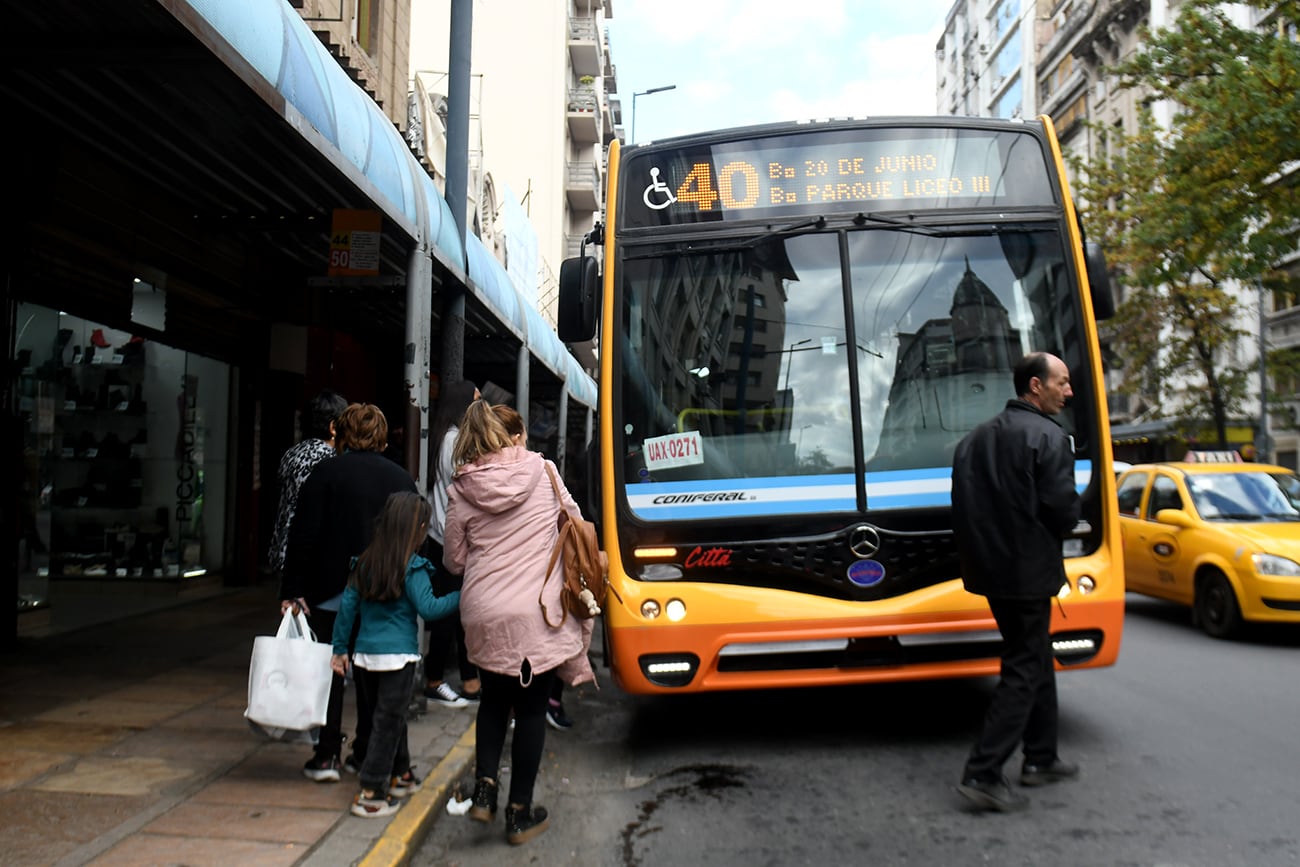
left=14, top=303, right=228, bottom=627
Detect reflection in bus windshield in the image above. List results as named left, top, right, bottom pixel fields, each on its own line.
left=619, top=227, right=1082, bottom=491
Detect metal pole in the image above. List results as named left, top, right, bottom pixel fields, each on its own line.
left=440, top=0, right=472, bottom=383
left=630, top=84, right=676, bottom=143
left=1259, top=281, right=1270, bottom=461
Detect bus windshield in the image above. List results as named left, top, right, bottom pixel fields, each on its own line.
left=619, top=223, right=1086, bottom=521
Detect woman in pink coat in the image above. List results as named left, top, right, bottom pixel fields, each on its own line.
left=443, top=400, right=592, bottom=846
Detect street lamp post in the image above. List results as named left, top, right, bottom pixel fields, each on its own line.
left=631, top=84, right=676, bottom=143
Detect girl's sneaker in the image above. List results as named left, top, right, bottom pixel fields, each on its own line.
left=351, top=790, right=401, bottom=818
left=546, top=701, right=573, bottom=730
left=390, top=768, right=423, bottom=798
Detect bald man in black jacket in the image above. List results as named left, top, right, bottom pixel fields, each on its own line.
left=951, top=352, right=1082, bottom=812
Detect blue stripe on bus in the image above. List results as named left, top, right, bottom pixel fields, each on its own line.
left=626, top=461, right=1095, bottom=521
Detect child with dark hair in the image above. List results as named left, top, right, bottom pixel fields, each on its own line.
left=331, top=491, right=460, bottom=818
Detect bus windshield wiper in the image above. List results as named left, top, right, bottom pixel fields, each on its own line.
left=623, top=216, right=830, bottom=261
left=854, top=212, right=1024, bottom=238
left=677, top=215, right=828, bottom=256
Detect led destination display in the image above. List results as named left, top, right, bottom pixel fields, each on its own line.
left=620, top=126, right=1058, bottom=228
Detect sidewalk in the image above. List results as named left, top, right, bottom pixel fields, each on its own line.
left=0, top=582, right=475, bottom=867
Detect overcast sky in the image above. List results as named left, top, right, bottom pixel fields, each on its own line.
left=606, top=0, right=955, bottom=144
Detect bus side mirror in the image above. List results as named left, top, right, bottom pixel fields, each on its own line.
left=559, top=256, right=601, bottom=342
left=1085, top=241, right=1115, bottom=321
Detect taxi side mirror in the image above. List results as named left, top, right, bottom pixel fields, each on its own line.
left=1155, top=508, right=1195, bottom=528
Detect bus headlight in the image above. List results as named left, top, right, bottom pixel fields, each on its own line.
left=641, top=599, right=662, bottom=619
left=665, top=599, right=687, bottom=621
left=1252, top=553, right=1300, bottom=576
left=1076, top=575, right=1096, bottom=595
left=1057, top=581, right=1071, bottom=599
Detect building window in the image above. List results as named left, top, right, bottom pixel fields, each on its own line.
left=990, top=0, right=1016, bottom=41
left=355, top=0, right=379, bottom=56
left=994, top=77, right=1023, bottom=119
left=993, top=25, right=1021, bottom=84
left=1053, top=93, right=1088, bottom=134
left=1273, top=286, right=1300, bottom=311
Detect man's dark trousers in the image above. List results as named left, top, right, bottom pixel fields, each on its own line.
left=962, top=596, right=1058, bottom=782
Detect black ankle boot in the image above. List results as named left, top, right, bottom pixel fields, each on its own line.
left=468, top=777, right=498, bottom=823
left=505, top=802, right=549, bottom=845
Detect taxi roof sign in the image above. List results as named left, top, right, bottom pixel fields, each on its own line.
left=1184, top=450, right=1243, bottom=463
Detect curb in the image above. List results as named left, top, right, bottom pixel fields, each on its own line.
left=359, top=726, right=476, bottom=867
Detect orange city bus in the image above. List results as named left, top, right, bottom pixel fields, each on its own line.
left=559, top=116, right=1123, bottom=694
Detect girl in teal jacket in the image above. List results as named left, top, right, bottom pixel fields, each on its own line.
left=331, top=492, right=460, bottom=818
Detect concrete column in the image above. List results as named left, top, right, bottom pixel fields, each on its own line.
left=404, top=245, right=432, bottom=492
left=516, top=345, right=530, bottom=436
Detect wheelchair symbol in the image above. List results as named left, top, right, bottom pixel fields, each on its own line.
left=642, top=168, right=677, bottom=210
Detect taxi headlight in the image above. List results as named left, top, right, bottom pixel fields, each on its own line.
left=1251, top=553, right=1300, bottom=577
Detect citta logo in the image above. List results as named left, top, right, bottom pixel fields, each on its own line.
left=651, top=490, right=752, bottom=505
left=684, top=546, right=733, bottom=567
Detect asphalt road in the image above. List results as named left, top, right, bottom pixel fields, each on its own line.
left=417, top=595, right=1300, bottom=867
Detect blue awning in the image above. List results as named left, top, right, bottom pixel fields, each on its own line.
left=183, top=0, right=595, bottom=408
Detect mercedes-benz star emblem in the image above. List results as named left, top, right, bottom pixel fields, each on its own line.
left=849, top=524, right=881, bottom=559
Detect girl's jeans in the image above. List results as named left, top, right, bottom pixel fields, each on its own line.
left=355, top=661, right=416, bottom=794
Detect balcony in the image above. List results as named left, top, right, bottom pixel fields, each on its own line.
left=568, top=16, right=601, bottom=78
left=603, top=55, right=618, bottom=93
left=567, top=85, right=600, bottom=144
left=602, top=97, right=622, bottom=145
left=566, top=160, right=601, bottom=211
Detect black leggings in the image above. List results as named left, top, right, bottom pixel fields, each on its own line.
left=475, top=663, right=556, bottom=807
left=421, top=538, right=476, bottom=684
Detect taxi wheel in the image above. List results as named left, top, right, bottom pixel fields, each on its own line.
left=1195, top=572, right=1242, bottom=639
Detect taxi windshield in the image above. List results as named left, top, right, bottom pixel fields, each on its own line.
left=1186, top=472, right=1300, bottom=521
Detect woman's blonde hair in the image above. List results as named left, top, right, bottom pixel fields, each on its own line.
left=336, top=403, right=389, bottom=453
left=452, top=399, right=515, bottom=470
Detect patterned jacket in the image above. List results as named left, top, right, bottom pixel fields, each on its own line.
left=267, top=438, right=335, bottom=573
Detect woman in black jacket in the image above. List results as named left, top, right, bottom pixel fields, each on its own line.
left=281, top=403, right=418, bottom=782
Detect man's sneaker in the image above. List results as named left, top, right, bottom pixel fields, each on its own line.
left=424, top=681, right=470, bottom=707
left=546, top=702, right=573, bottom=730
left=343, top=753, right=362, bottom=775
left=303, top=754, right=341, bottom=783
left=1020, top=758, right=1080, bottom=787
left=351, top=790, right=401, bottom=818
left=956, top=777, right=1029, bottom=812
left=390, top=768, right=423, bottom=798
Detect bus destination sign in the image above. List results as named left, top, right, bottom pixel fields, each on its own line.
left=620, top=127, right=1056, bottom=228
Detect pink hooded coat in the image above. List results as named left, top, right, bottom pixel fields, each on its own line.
left=443, top=445, right=594, bottom=686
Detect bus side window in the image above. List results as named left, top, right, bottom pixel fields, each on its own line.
left=1116, top=472, right=1148, bottom=516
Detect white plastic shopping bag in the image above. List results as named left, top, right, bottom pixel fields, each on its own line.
left=245, top=610, right=333, bottom=738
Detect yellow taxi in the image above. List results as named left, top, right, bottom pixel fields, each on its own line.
left=1117, top=453, right=1300, bottom=638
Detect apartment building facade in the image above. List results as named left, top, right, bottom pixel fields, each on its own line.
left=935, top=0, right=1293, bottom=466
left=410, top=0, right=619, bottom=325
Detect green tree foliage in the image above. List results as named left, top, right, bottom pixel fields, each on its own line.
left=1073, top=0, right=1300, bottom=446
